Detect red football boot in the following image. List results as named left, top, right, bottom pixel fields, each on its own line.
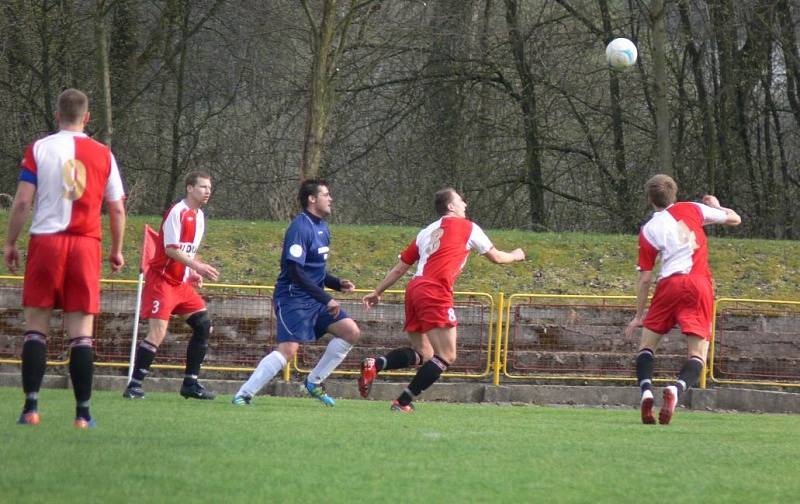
left=640, top=391, right=655, bottom=425
left=358, top=357, right=377, bottom=398
left=390, top=400, right=415, bottom=413
left=659, top=386, right=678, bottom=425
left=17, top=411, right=40, bottom=425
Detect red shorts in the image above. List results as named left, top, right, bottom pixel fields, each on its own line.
left=403, top=279, right=457, bottom=334
left=23, top=234, right=101, bottom=313
left=141, top=269, right=206, bottom=320
left=643, top=274, right=714, bottom=340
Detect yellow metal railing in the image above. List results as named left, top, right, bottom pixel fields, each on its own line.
left=709, top=298, right=800, bottom=389
left=290, top=289, right=498, bottom=381
left=501, top=293, right=643, bottom=383
left=2, top=273, right=799, bottom=389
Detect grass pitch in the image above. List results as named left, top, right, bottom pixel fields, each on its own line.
left=1, top=387, right=799, bottom=503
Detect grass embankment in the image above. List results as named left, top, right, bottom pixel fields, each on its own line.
left=1, top=213, right=798, bottom=299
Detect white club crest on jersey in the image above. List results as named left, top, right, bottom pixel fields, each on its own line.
left=289, top=244, right=303, bottom=258
left=426, top=228, right=444, bottom=256
left=676, top=221, right=699, bottom=250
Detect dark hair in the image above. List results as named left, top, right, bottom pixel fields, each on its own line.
left=434, top=188, right=456, bottom=216
left=298, top=179, right=329, bottom=209
left=185, top=171, right=211, bottom=188
left=57, top=89, right=89, bottom=124
left=644, top=174, right=677, bottom=208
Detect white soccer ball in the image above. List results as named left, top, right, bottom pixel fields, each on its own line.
left=606, top=38, right=637, bottom=70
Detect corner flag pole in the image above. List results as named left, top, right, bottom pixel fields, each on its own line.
left=128, top=225, right=159, bottom=382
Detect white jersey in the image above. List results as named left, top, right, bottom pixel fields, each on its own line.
left=148, top=200, right=205, bottom=284
left=638, top=202, right=728, bottom=279
left=21, top=130, right=124, bottom=238
left=400, top=216, right=493, bottom=290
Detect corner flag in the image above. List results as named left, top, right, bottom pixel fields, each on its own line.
left=128, top=224, right=160, bottom=381
left=140, top=224, right=159, bottom=274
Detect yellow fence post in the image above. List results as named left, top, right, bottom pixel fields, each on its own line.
left=284, top=356, right=293, bottom=382
left=701, top=299, right=719, bottom=389
left=493, top=292, right=504, bottom=386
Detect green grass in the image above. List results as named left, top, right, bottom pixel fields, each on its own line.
left=1, top=213, right=799, bottom=299
left=1, top=387, right=800, bottom=502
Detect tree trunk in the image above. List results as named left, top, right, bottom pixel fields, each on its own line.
left=708, top=0, right=736, bottom=200
left=299, top=0, right=363, bottom=181
left=164, top=2, right=190, bottom=211
left=94, top=0, right=113, bottom=145
left=677, top=0, right=717, bottom=193
left=777, top=0, right=800, bottom=130
left=504, top=0, right=545, bottom=229
left=598, top=0, right=635, bottom=231
left=650, top=0, right=672, bottom=175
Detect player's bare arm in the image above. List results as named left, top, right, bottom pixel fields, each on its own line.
left=106, top=199, right=126, bottom=273
left=625, top=270, right=654, bottom=338
left=702, top=194, right=741, bottom=226
left=362, top=260, right=412, bottom=309
left=3, top=181, right=35, bottom=274
left=165, top=247, right=219, bottom=281
left=483, top=247, right=526, bottom=264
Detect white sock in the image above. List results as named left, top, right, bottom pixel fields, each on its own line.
left=238, top=351, right=287, bottom=397
left=307, top=338, right=352, bottom=384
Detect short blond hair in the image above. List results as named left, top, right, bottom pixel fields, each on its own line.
left=645, top=174, right=677, bottom=208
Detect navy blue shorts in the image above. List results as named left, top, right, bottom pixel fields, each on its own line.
left=274, top=297, right=349, bottom=343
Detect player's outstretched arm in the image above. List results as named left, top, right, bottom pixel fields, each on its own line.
left=362, top=259, right=411, bottom=309
left=3, top=182, right=35, bottom=274
left=107, top=198, right=126, bottom=273
left=483, top=247, right=525, bottom=264
left=702, top=195, right=741, bottom=226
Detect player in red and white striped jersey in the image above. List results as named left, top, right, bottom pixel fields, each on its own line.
left=625, top=174, right=740, bottom=425
left=360, top=188, right=525, bottom=411
left=4, top=89, right=127, bottom=428
left=123, top=172, right=220, bottom=401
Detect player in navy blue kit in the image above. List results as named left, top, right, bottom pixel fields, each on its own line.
left=232, top=180, right=361, bottom=406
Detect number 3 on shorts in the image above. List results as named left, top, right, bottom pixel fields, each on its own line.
left=151, top=300, right=160, bottom=314
left=447, top=308, right=456, bottom=322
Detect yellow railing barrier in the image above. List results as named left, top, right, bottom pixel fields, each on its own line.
left=3, top=273, right=800, bottom=389
left=502, top=293, right=647, bottom=384
left=290, top=289, right=498, bottom=381
left=709, top=297, right=800, bottom=389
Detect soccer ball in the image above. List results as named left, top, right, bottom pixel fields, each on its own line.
left=606, top=38, right=637, bottom=70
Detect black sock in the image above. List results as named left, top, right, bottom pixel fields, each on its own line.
left=379, top=347, right=422, bottom=372
left=636, top=348, right=655, bottom=394
left=184, top=334, right=208, bottom=379
left=69, top=338, right=94, bottom=420
left=397, top=355, right=449, bottom=406
left=676, top=356, right=704, bottom=399
left=21, top=332, right=47, bottom=412
left=131, top=341, right=158, bottom=385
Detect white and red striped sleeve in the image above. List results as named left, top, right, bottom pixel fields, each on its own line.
left=104, top=153, right=125, bottom=201
left=467, top=222, right=493, bottom=254
left=637, top=230, right=659, bottom=272
left=399, top=238, right=419, bottom=265
left=162, top=204, right=184, bottom=249
left=692, top=202, right=728, bottom=225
